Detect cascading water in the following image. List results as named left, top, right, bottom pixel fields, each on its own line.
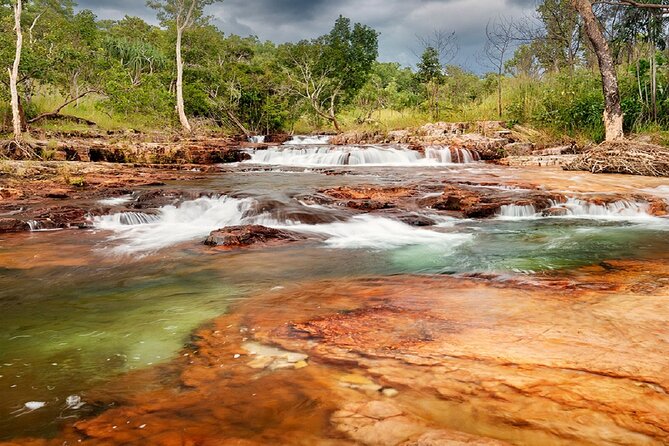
left=101, top=212, right=161, bottom=226
left=245, top=145, right=480, bottom=167
left=27, top=220, right=43, bottom=231
left=283, top=135, right=332, bottom=145
left=95, top=194, right=471, bottom=254
left=248, top=135, right=266, bottom=144
left=98, top=196, right=134, bottom=206
left=246, top=146, right=422, bottom=166
left=548, top=198, right=652, bottom=219
left=94, top=196, right=254, bottom=254
left=425, top=146, right=480, bottom=164
left=497, top=204, right=537, bottom=218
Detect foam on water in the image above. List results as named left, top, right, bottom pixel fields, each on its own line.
left=425, top=146, right=480, bottom=163
left=498, top=204, right=538, bottom=218
left=275, top=215, right=471, bottom=250
left=549, top=198, right=653, bottom=220
left=283, top=135, right=332, bottom=145
left=497, top=198, right=658, bottom=221
left=95, top=195, right=470, bottom=253
left=245, top=145, right=479, bottom=167
left=94, top=196, right=254, bottom=254
left=248, top=135, right=266, bottom=144
left=98, top=196, right=134, bottom=206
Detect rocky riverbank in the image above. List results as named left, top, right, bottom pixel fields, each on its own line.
left=5, top=260, right=668, bottom=445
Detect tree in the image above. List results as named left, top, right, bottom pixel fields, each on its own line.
left=535, top=0, right=583, bottom=72
left=570, top=0, right=669, bottom=141
left=485, top=16, right=515, bottom=118
left=8, top=0, right=22, bottom=140
left=147, top=0, right=219, bottom=133
left=281, top=16, right=378, bottom=132
left=417, top=46, right=444, bottom=120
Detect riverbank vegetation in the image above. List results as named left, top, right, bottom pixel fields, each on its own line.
left=3, top=0, right=669, bottom=145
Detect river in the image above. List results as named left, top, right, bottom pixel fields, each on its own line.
left=1, top=144, right=668, bottom=445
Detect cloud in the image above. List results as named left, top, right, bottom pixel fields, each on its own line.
left=75, top=0, right=538, bottom=71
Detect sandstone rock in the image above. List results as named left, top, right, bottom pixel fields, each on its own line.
left=0, top=218, right=29, bottom=233
left=205, top=225, right=304, bottom=248
left=503, top=142, right=535, bottom=157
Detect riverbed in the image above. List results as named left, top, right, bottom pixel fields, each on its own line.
left=1, top=147, right=668, bottom=445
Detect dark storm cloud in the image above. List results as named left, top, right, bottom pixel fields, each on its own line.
left=75, top=0, right=538, bottom=71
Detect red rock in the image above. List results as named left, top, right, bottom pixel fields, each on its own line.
left=204, top=225, right=305, bottom=248
left=0, top=218, right=29, bottom=233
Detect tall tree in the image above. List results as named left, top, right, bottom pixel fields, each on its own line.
left=570, top=0, right=669, bottom=141
left=281, top=16, right=378, bottom=132
left=415, top=30, right=457, bottom=120
left=9, top=0, right=23, bottom=140
left=147, top=0, right=219, bottom=133
left=484, top=16, right=515, bottom=118
left=417, top=46, right=444, bottom=120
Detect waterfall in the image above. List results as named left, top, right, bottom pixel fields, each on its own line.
left=27, top=220, right=42, bottom=231
left=497, top=204, right=537, bottom=218
left=94, top=196, right=254, bottom=254
left=246, top=146, right=422, bottom=166
left=548, top=198, right=652, bottom=219
left=98, top=212, right=161, bottom=226
left=98, top=196, right=134, bottom=206
left=245, top=145, right=480, bottom=167
left=283, top=135, right=332, bottom=145
left=425, top=146, right=480, bottom=164
left=248, top=135, right=266, bottom=144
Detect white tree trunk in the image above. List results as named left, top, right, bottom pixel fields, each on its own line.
left=9, top=0, right=23, bottom=141
left=175, top=26, right=192, bottom=133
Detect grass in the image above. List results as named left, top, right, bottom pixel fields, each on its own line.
left=31, top=92, right=172, bottom=133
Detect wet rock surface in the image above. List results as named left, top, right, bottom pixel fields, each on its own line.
left=5, top=261, right=668, bottom=445
left=205, top=225, right=305, bottom=248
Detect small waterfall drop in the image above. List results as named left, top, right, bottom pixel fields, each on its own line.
left=245, top=145, right=480, bottom=167
left=27, top=220, right=42, bottom=231
left=548, top=198, right=652, bottom=218
left=248, top=135, right=266, bottom=144
left=94, top=196, right=254, bottom=254
left=497, top=204, right=537, bottom=218
left=283, top=135, right=332, bottom=145
left=425, top=146, right=480, bottom=164
left=247, top=146, right=422, bottom=166
left=102, top=212, right=161, bottom=226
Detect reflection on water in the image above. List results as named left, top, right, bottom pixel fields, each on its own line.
left=1, top=167, right=668, bottom=441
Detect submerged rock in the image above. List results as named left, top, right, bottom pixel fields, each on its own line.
left=204, top=225, right=305, bottom=248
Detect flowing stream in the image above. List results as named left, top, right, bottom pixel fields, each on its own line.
left=1, top=158, right=668, bottom=441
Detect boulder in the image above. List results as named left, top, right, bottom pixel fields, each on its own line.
left=205, top=225, right=305, bottom=248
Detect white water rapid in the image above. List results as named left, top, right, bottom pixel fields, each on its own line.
left=497, top=198, right=656, bottom=220
left=94, top=196, right=254, bottom=254
left=94, top=196, right=471, bottom=254
left=245, top=145, right=480, bottom=167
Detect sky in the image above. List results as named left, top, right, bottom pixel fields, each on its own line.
left=76, top=0, right=539, bottom=71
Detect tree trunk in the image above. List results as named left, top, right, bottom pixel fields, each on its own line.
left=571, top=0, right=624, bottom=141
left=175, top=26, right=192, bottom=133
left=497, top=68, right=503, bottom=118
left=650, top=37, right=657, bottom=122
left=9, top=0, right=23, bottom=141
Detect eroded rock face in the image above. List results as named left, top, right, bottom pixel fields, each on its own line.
left=205, top=225, right=305, bottom=248
left=418, top=184, right=564, bottom=218
left=9, top=261, right=668, bottom=446
left=0, top=218, right=30, bottom=233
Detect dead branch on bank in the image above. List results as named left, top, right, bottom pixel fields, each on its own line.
left=1, top=139, right=41, bottom=160
left=563, top=141, right=669, bottom=177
